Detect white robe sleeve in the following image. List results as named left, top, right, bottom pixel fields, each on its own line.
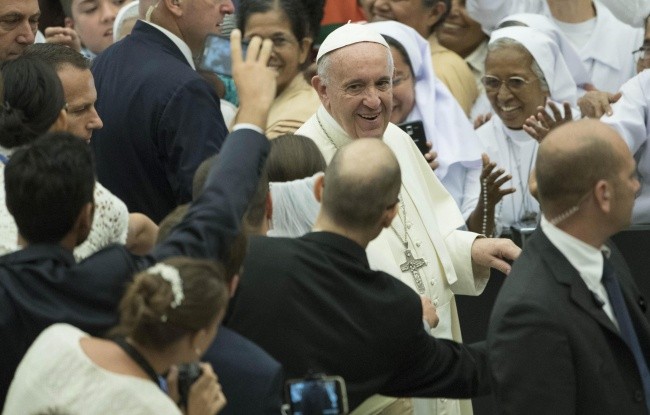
left=597, top=0, right=650, bottom=27
left=601, top=71, right=650, bottom=154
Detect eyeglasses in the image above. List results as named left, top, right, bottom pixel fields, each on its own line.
left=481, top=75, right=537, bottom=92
left=633, top=45, right=650, bottom=64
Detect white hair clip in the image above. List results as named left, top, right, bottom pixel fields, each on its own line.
left=147, top=263, right=185, bottom=309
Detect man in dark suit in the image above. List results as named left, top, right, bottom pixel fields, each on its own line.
left=487, top=119, right=650, bottom=415
left=227, top=138, right=490, bottom=411
left=0, top=33, right=276, bottom=407
left=91, top=0, right=234, bottom=222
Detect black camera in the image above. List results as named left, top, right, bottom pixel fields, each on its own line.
left=177, top=362, right=203, bottom=408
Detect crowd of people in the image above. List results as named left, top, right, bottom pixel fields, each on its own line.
left=0, top=0, right=649, bottom=414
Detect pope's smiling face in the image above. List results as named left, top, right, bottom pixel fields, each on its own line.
left=314, top=42, right=394, bottom=139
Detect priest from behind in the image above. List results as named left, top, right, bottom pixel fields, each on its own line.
left=227, top=138, right=491, bottom=411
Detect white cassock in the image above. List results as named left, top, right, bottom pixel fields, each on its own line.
left=601, top=70, right=650, bottom=224
left=297, top=106, right=490, bottom=415
left=465, top=0, right=642, bottom=93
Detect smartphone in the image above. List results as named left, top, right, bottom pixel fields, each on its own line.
left=284, top=375, right=349, bottom=415
left=398, top=120, right=428, bottom=155
left=198, top=34, right=248, bottom=77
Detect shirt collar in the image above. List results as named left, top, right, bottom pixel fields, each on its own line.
left=540, top=215, right=610, bottom=290
left=465, top=40, right=488, bottom=76
left=140, top=19, right=196, bottom=69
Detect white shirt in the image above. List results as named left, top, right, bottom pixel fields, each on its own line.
left=540, top=216, right=618, bottom=327
left=476, top=118, right=540, bottom=235
left=141, top=19, right=195, bottom=69
left=601, top=69, right=650, bottom=224
left=3, top=324, right=181, bottom=415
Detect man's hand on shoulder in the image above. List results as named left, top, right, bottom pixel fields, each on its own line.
left=471, top=237, right=521, bottom=275
left=231, top=29, right=277, bottom=130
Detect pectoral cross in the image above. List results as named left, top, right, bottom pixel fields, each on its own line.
left=400, top=249, right=427, bottom=294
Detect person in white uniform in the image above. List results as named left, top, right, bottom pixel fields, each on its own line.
left=466, top=0, right=642, bottom=94
left=600, top=70, right=650, bottom=224
left=296, top=22, right=520, bottom=415
left=476, top=26, right=579, bottom=236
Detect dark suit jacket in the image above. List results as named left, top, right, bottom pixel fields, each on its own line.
left=91, top=21, right=228, bottom=223
left=227, top=232, right=489, bottom=410
left=487, top=228, right=650, bottom=415
left=205, top=326, right=283, bottom=414
left=0, top=129, right=268, bottom=407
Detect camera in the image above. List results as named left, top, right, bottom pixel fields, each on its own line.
left=177, top=362, right=203, bottom=408
left=284, top=374, right=348, bottom=415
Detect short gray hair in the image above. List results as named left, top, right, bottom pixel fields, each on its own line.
left=487, top=38, right=549, bottom=92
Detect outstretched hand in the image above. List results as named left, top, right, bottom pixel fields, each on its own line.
left=523, top=101, right=573, bottom=143
left=231, top=29, right=277, bottom=129
left=471, top=237, right=521, bottom=275
left=578, top=90, right=622, bottom=118
left=481, top=153, right=515, bottom=207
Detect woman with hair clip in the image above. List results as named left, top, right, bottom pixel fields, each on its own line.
left=0, top=55, right=157, bottom=261
left=4, top=257, right=228, bottom=415
left=237, top=0, right=321, bottom=138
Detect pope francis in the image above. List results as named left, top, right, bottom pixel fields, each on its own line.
left=296, top=23, right=520, bottom=415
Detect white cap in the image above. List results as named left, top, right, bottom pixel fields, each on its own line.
left=316, top=22, right=389, bottom=63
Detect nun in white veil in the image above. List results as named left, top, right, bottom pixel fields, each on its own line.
left=476, top=25, right=580, bottom=236
left=367, top=21, right=512, bottom=236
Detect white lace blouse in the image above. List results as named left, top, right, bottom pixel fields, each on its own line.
left=0, top=152, right=129, bottom=261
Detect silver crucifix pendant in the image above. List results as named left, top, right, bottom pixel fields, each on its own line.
left=400, top=249, right=427, bottom=294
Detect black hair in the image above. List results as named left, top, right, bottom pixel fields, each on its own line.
left=237, top=0, right=324, bottom=43
left=0, top=56, right=66, bottom=149
left=382, top=35, right=415, bottom=76
left=24, top=43, right=91, bottom=71
left=5, top=132, right=95, bottom=244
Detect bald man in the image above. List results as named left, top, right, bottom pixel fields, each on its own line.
left=227, top=139, right=490, bottom=412
left=487, top=119, right=650, bottom=414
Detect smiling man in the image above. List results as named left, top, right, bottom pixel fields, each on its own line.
left=90, top=0, right=233, bottom=223
left=0, top=0, right=39, bottom=61
left=296, top=23, right=520, bottom=415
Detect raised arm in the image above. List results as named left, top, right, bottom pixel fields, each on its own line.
left=150, top=31, right=277, bottom=264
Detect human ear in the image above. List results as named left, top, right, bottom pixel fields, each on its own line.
left=312, top=76, right=330, bottom=109
left=298, top=37, right=313, bottom=65
left=313, top=173, right=325, bottom=203
left=425, top=1, right=448, bottom=31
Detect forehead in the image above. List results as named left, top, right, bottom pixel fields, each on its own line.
left=245, top=9, right=290, bottom=30
left=0, top=0, right=39, bottom=16
left=329, top=42, right=392, bottom=79
left=57, top=66, right=95, bottom=96
left=485, top=46, right=534, bottom=73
